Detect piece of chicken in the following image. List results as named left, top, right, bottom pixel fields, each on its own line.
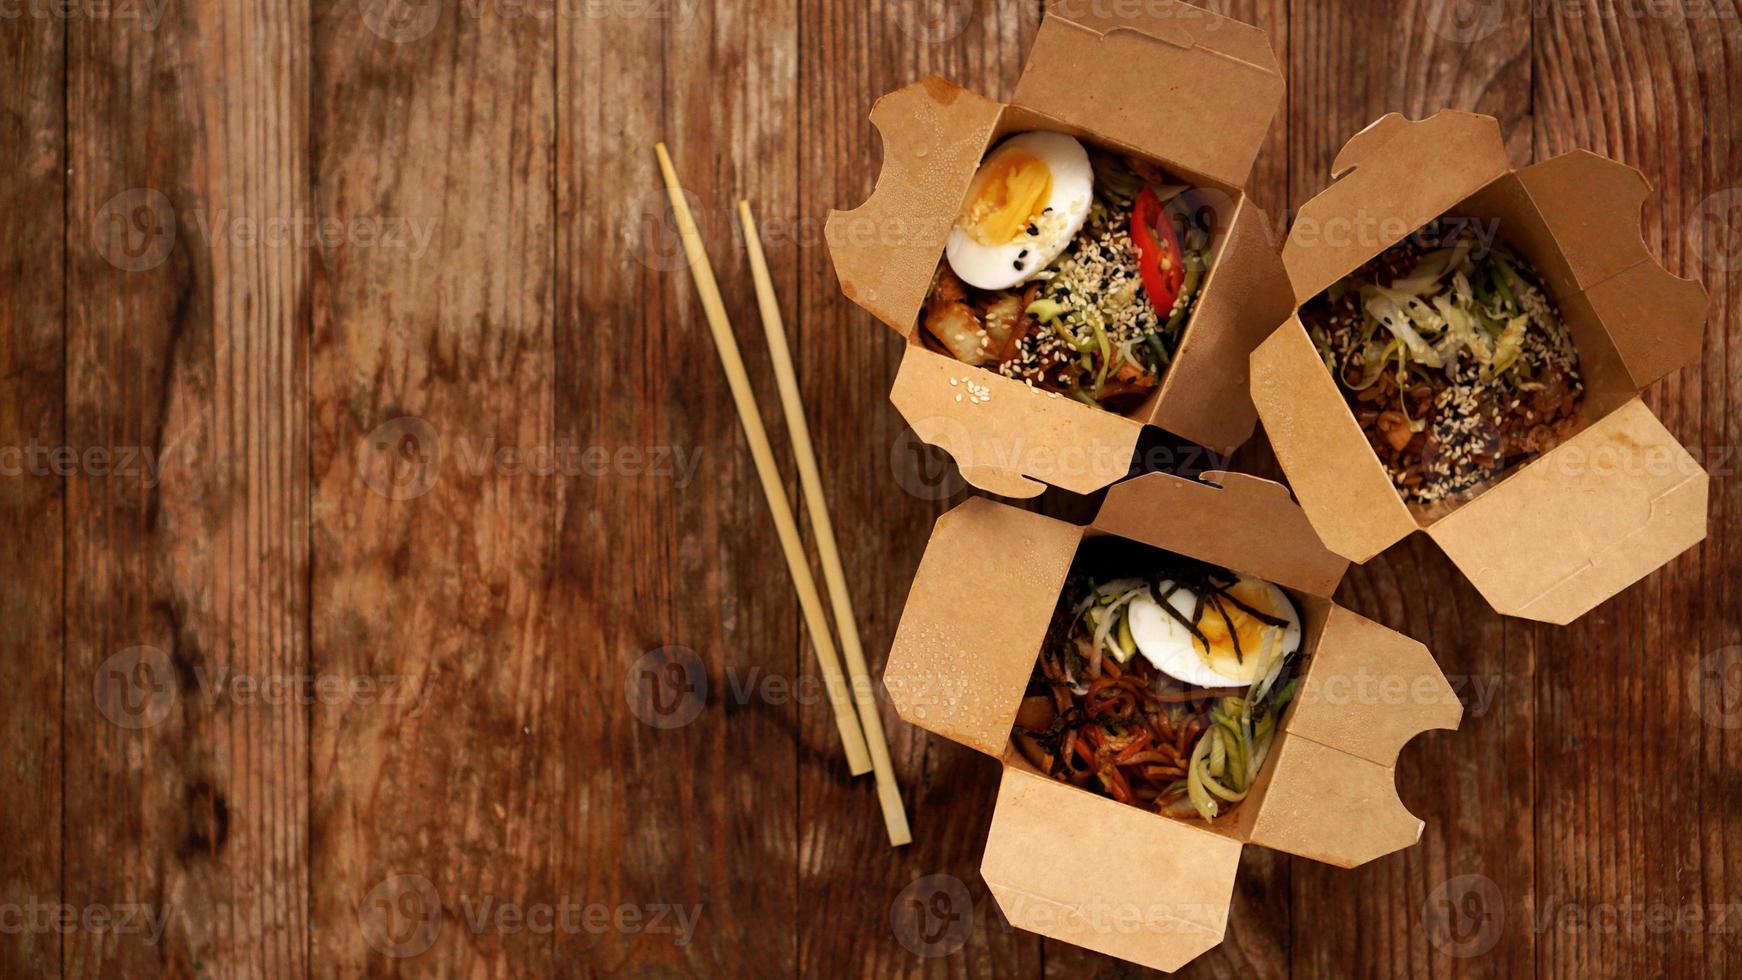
left=923, top=267, right=996, bottom=367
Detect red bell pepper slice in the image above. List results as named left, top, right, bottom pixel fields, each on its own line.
left=1131, top=185, right=1185, bottom=316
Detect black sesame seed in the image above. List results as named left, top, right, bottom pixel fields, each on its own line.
left=1018, top=249, right=1028, bottom=259
left=1026, top=225, right=1038, bottom=236
left=1012, top=260, right=1023, bottom=270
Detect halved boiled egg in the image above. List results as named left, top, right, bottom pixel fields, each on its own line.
left=945, top=132, right=1093, bottom=291
left=1126, top=575, right=1302, bottom=689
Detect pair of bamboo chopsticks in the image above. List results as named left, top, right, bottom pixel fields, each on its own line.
left=654, top=143, right=912, bottom=848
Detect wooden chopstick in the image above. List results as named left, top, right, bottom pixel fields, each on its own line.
left=737, top=201, right=912, bottom=847
left=654, top=143, right=873, bottom=777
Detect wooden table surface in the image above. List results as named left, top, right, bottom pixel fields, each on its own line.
left=3, top=0, right=1739, bottom=977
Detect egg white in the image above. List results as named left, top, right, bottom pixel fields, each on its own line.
left=945, top=131, right=1093, bottom=291
left=1127, top=577, right=1302, bottom=689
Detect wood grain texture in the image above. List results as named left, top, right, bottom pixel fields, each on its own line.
left=0, top=9, right=63, bottom=980
left=308, top=0, right=557, bottom=974
left=2, top=0, right=1738, bottom=977
left=553, top=0, right=802, bottom=972
left=62, top=0, right=311, bottom=975
left=1531, top=3, right=1742, bottom=978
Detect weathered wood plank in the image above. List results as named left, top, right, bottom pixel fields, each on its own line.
left=796, top=1, right=1049, bottom=976
left=1531, top=2, right=1741, bottom=976
left=308, top=2, right=557, bottom=974
left=1283, top=1, right=1535, bottom=978
left=63, top=0, right=311, bottom=975
left=0, top=9, right=64, bottom=979
left=550, top=0, right=801, bottom=973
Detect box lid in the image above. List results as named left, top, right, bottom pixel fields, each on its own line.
left=1281, top=111, right=1511, bottom=305
left=982, top=767, right=1241, bottom=972
left=1282, top=607, right=1464, bottom=769
left=826, top=77, right=1004, bottom=339
left=891, top=346, right=1143, bottom=499
left=884, top=497, right=1083, bottom=755
left=1509, top=151, right=1709, bottom=389
left=1425, top=398, right=1709, bottom=624
left=1241, top=732, right=1431, bottom=867
left=1249, top=319, right=1417, bottom=562
left=1091, top=471, right=1350, bottom=596
left=1011, top=0, right=1285, bottom=189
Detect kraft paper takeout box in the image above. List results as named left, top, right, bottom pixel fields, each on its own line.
left=827, top=1, right=1294, bottom=499
left=884, top=471, right=1463, bottom=971
left=1249, top=110, right=1710, bottom=625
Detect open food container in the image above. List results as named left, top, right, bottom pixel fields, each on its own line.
left=827, top=2, right=1294, bottom=499
left=1251, top=110, right=1710, bottom=625
left=884, top=471, right=1463, bottom=971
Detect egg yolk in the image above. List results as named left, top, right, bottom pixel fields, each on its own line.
left=959, top=149, right=1051, bottom=246
left=1193, top=581, right=1285, bottom=669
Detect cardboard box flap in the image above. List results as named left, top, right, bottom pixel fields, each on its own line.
left=1150, top=197, right=1298, bottom=454
left=983, top=767, right=1241, bottom=972
left=1426, top=398, right=1709, bottom=625
left=1286, top=607, right=1463, bottom=768
left=892, top=347, right=1142, bottom=500
left=884, top=498, right=1083, bottom=755
left=825, top=77, right=1003, bottom=337
left=1250, top=320, right=1417, bottom=562
left=1514, top=151, right=1710, bottom=389
left=1244, top=733, right=1428, bottom=868
left=1282, top=111, right=1511, bottom=303
left=1012, top=2, right=1284, bottom=188
left=1092, top=471, right=1350, bottom=596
